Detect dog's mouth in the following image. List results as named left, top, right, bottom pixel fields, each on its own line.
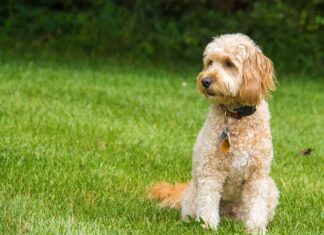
left=205, top=89, right=224, bottom=97
left=204, top=90, right=229, bottom=100
left=207, top=91, right=217, bottom=96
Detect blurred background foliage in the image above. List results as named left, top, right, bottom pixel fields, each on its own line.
left=0, top=0, right=323, bottom=73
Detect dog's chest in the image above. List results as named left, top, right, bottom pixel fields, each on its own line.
left=221, top=151, right=249, bottom=201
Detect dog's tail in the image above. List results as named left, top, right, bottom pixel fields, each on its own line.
left=148, top=182, right=189, bottom=209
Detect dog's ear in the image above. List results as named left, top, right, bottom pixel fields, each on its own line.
left=239, top=50, right=276, bottom=105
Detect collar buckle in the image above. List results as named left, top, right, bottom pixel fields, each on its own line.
left=231, top=111, right=240, bottom=119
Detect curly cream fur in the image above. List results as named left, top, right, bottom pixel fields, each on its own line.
left=150, top=33, right=279, bottom=234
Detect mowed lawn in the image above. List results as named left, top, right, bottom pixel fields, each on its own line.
left=0, top=55, right=323, bottom=234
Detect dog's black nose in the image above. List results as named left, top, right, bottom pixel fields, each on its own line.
left=201, top=77, right=213, bottom=88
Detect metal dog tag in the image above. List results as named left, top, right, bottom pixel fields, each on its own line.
left=220, top=127, right=231, bottom=153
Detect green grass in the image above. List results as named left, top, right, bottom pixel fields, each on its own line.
left=0, top=54, right=323, bottom=234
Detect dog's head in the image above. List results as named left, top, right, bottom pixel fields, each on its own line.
left=197, top=33, right=276, bottom=105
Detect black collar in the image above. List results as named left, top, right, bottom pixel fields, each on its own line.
left=221, top=105, right=256, bottom=120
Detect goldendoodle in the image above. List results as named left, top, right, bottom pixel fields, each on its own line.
left=149, top=33, right=279, bottom=234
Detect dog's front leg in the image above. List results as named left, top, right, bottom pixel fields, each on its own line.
left=241, top=177, right=271, bottom=234
left=196, top=171, right=226, bottom=230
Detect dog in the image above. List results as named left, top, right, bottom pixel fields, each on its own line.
left=149, top=33, right=279, bottom=234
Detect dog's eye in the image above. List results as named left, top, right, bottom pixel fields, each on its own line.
left=206, top=60, right=213, bottom=67
left=224, top=60, right=235, bottom=68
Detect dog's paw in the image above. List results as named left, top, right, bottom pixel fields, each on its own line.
left=198, top=216, right=219, bottom=230
left=247, top=226, right=266, bottom=235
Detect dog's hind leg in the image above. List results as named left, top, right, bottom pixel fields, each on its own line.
left=266, top=177, right=279, bottom=222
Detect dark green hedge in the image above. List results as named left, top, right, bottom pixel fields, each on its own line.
left=0, top=0, right=323, bottom=72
